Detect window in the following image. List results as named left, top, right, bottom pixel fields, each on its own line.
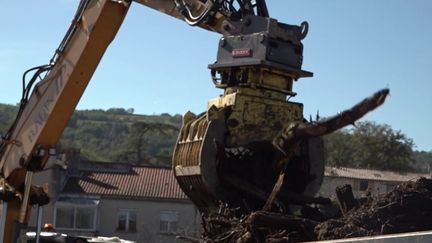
left=117, top=209, right=137, bottom=232
left=76, top=207, right=96, bottom=229
left=160, top=211, right=179, bottom=234
left=359, top=180, right=369, bottom=191
left=56, top=207, right=74, bottom=228
left=55, top=205, right=97, bottom=230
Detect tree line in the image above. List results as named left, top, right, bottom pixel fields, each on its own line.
left=324, top=121, right=431, bottom=172
left=1, top=104, right=431, bottom=171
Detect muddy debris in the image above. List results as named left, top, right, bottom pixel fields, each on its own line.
left=315, top=177, right=432, bottom=240
left=179, top=177, right=432, bottom=242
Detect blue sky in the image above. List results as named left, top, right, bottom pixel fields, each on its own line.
left=1, top=1, right=431, bottom=151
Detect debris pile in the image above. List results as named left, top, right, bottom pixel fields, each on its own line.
left=199, top=206, right=319, bottom=242
left=179, top=177, right=432, bottom=242
left=315, top=177, right=432, bottom=240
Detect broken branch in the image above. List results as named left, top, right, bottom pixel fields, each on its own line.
left=263, top=88, right=390, bottom=211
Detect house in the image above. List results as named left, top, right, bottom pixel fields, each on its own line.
left=28, top=153, right=201, bottom=243
left=26, top=153, right=430, bottom=242
left=319, top=166, right=431, bottom=199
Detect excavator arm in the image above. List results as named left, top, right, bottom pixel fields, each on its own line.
left=0, top=0, right=229, bottom=242
left=0, top=2, right=130, bottom=242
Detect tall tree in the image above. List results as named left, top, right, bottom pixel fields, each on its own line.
left=324, top=121, right=415, bottom=172
left=114, top=122, right=178, bottom=164
left=412, top=150, right=432, bottom=173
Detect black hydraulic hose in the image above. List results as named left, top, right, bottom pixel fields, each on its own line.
left=21, top=64, right=52, bottom=102
left=175, top=0, right=216, bottom=26
left=255, top=0, right=269, bottom=17
left=50, top=0, right=90, bottom=64
left=1, top=0, right=89, bottom=154
left=1, top=64, right=52, bottom=152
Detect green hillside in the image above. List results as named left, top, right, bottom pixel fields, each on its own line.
left=0, top=104, right=18, bottom=134
left=0, top=104, right=182, bottom=166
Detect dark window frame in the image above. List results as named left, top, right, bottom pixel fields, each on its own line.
left=54, top=204, right=97, bottom=231
left=116, top=209, right=137, bottom=232
left=359, top=180, right=369, bottom=191
left=159, top=211, right=179, bottom=234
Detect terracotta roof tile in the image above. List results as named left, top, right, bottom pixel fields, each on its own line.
left=325, top=166, right=430, bottom=182
left=62, top=165, right=188, bottom=201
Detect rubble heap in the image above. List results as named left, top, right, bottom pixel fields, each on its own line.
left=179, top=177, right=432, bottom=242
left=315, top=177, right=432, bottom=240
left=199, top=206, right=319, bottom=242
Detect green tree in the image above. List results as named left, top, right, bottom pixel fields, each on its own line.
left=107, top=108, right=129, bottom=115
left=0, top=104, right=18, bottom=134
left=153, top=148, right=174, bottom=167
left=324, top=121, right=415, bottom=172
left=324, top=131, right=354, bottom=167
left=412, top=150, right=432, bottom=173
left=114, top=122, right=178, bottom=164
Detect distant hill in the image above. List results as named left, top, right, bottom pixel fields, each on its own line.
left=0, top=103, right=18, bottom=134
left=0, top=104, right=182, bottom=166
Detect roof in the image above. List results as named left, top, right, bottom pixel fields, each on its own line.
left=62, top=165, right=189, bottom=201
left=325, top=166, right=430, bottom=182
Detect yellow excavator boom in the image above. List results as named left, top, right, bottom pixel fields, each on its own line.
left=0, top=0, right=225, bottom=242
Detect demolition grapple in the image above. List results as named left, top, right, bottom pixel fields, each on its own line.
left=173, top=14, right=325, bottom=212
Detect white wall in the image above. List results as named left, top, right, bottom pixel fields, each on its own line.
left=97, top=199, right=201, bottom=243
left=319, top=176, right=399, bottom=200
